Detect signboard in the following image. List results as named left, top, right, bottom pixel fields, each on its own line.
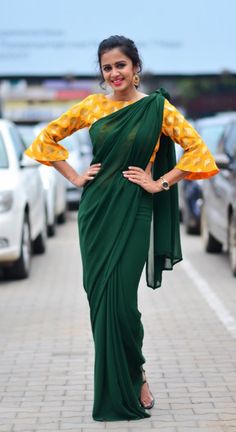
left=1, top=0, right=235, bottom=76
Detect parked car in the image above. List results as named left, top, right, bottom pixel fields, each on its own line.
left=174, top=119, right=195, bottom=224
left=18, top=124, right=67, bottom=236
left=180, top=114, right=236, bottom=234
left=175, top=142, right=184, bottom=221
left=0, top=120, right=47, bottom=279
left=61, top=129, right=93, bottom=209
left=201, top=118, right=236, bottom=277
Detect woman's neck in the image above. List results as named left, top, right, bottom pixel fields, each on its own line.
left=109, top=87, right=140, bottom=102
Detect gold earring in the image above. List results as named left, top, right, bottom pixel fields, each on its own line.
left=133, top=73, right=140, bottom=87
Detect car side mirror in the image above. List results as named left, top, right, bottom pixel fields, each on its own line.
left=20, top=154, right=39, bottom=168
left=214, top=153, right=231, bottom=170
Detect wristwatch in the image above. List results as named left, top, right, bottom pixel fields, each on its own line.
left=160, top=176, right=170, bottom=191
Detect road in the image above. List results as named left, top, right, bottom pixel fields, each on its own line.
left=0, top=211, right=236, bottom=432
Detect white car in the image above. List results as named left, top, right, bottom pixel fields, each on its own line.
left=18, top=124, right=67, bottom=236
left=0, top=120, right=47, bottom=279
left=62, top=129, right=93, bottom=209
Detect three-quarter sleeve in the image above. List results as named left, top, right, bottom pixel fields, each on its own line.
left=24, top=95, right=93, bottom=166
left=162, top=99, right=219, bottom=180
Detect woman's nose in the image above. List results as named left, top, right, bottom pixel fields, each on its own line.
left=110, top=67, right=120, bottom=77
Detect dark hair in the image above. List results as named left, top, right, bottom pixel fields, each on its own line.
left=97, top=35, right=142, bottom=88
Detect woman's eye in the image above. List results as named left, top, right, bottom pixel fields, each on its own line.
left=102, top=63, right=126, bottom=72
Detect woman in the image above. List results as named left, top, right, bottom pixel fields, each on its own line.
left=25, top=35, right=219, bottom=422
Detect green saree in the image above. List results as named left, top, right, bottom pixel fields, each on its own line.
left=78, top=89, right=182, bottom=421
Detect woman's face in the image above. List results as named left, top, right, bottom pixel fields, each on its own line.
left=100, top=48, right=137, bottom=92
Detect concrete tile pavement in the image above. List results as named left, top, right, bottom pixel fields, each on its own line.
left=0, top=212, right=235, bottom=431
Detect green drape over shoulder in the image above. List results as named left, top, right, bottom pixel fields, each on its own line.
left=147, top=89, right=183, bottom=288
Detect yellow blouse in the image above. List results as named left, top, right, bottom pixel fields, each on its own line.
left=25, top=93, right=219, bottom=180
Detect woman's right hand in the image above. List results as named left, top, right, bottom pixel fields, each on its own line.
left=72, top=163, right=102, bottom=188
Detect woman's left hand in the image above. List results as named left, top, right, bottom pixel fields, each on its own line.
left=123, top=166, right=162, bottom=193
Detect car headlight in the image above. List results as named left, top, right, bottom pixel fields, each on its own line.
left=0, top=191, right=14, bottom=212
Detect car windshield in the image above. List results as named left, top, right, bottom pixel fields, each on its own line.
left=0, top=134, right=9, bottom=168
left=197, top=123, right=226, bottom=154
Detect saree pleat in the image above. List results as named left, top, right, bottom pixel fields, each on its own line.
left=91, top=192, right=152, bottom=421
left=78, top=90, right=182, bottom=420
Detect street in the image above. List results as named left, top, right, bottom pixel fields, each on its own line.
left=0, top=211, right=236, bottom=432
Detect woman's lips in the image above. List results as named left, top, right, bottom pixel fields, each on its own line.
left=112, top=79, right=123, bottom=87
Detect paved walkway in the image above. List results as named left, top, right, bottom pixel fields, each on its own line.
left=0, top=211, right=236, bottom=432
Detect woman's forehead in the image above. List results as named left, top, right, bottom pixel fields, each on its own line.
left=100, top=48, right=130, bottom=65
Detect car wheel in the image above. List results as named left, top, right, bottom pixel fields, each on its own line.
left=47, top=212, right=56, bottom=237
left=228, top=215, right=236, bottom=277
left=47, top=221, right=56, bottom=237
left=33, top=210, right=47, bottom=254
left=183, top=204, right=200, bottom=235
left=201, top=204, right=222, bottom=253
left=4, top=212, right=32, bottom=279
left=57, top=208, right=67, bottom=224
left=184, top=217, right=200, bottom=235
left=68, top=201, right=79, bottom=211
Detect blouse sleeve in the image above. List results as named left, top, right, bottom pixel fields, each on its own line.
left=24, top=95, right=93, bottom=166
left=162, top=99, right=219, bottom=180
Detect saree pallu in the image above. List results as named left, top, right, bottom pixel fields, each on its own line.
left=78, top=89, right=182, bottom=421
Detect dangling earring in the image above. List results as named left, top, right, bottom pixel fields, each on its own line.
left=133, top=73, right=140, bottom=87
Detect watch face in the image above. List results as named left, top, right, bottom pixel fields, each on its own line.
left=160, top=177, right=170, bottom=190
left=162, top=181, right=169, bottom=189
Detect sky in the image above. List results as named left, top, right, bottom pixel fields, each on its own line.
left=1, top=0, right=236, bottom=76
